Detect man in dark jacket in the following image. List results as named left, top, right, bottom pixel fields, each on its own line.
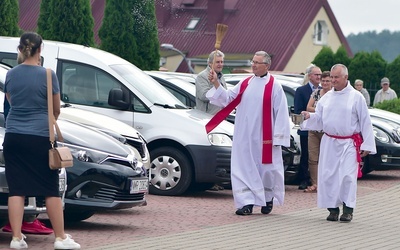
left=294, top=64, right=321, bottom=190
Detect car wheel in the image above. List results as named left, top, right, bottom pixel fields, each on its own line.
left=149, top=147, right=192, bottom=196
left=64, top=210, right=95, bottom=222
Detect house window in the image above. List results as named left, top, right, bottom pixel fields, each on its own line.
left=185, top=18, right=200, bottom=30
left=313, top=20, right=328, bottom=45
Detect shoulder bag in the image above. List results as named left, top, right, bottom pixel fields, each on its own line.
left=47, top=68, right=73, bottom=169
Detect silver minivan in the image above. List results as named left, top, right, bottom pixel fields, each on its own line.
left=0, top=37, right=234, bottom=196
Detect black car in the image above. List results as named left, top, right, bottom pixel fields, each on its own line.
left=56, top=119, right=148, bottom=221
left=365, top=109, right=400, bottom=174
left=145, top=71, right=301, bottom=184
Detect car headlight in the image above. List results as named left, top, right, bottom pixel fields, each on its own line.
left=68, top=146, right=108, bottom=163
left=208, top=133, right=232, bottom=146
left=373, top=127, right=390, bottom=143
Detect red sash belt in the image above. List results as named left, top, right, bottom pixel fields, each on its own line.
left=205, top=75, right=274, bottom=164
left=325, top=133, right=363, bottom=178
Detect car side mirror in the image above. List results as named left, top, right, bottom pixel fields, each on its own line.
left=108, top=88, right=130, bottom=110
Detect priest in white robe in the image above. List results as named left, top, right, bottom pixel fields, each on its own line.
left=206, top=51, right=290, bottom=215
left=301, top=64, right=376, bottom=222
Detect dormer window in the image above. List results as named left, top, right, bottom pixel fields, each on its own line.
left=185, top=18, right=200, bottom=30
left=313, top=20, right=328, bottom=45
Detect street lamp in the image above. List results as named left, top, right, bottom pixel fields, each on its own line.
left=160, top=43, right=195, bottom=73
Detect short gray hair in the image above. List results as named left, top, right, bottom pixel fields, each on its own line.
left=305, top=64, right=318, bottom=75
left=207, top=50, right=225, bottom=64
left=254, top=51, right=271, bottom=64
left=331, top=64, right=348, bottom=75
left=354, top=79, right=363, bottom=86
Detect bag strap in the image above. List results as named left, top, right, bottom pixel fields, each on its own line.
left=46, top=68, right=64, bottom=146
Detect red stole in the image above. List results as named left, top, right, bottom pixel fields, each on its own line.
left=205, top=75, right=274, bottom=164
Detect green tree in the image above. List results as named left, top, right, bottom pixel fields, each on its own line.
left=312, top=46, right=334, bottom=72
left=348, top=50, right=386, bottom=101
left=99, top=0, right=139, bottom=66
left=37, top=0, right=52, bottom=38
left=0, top=0, right=19, bottom=37
left=38, top=0, right=95, bottom=46
left=334, top=45, right=351, bottom=67
left=385, top=55, right=400, bottom=95
left=131, top=0, right=160, bottom=70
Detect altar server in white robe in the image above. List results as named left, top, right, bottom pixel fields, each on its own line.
left=206, top=51, right=290, bottom=215
left=301, top=64, right=376, bottom=222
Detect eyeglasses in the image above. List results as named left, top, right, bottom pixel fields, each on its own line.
left=312, top=74, right=322, bottom=77
left=251, top=60, right=268, bottom=65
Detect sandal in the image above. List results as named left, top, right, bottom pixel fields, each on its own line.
left=304, top=185, right=317, bottom=193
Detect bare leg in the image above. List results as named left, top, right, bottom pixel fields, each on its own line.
left=45, top=197, right=65, bottom=239
left=8, top=196, right=25, bottom=239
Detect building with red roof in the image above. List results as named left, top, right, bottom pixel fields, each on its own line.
left=16, top=0, right=351, bottom=73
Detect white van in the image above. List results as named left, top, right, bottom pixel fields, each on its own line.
left=0, top=37, right=234, bottom=196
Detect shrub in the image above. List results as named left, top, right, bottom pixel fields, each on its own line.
left=374, top=98, right=400, bottom=114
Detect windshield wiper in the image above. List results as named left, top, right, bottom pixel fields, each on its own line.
left=153, top=103, right=175, bottom=109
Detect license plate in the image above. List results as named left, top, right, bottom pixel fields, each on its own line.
left=130, top=179, right=148, bottom=194
left=59, top=178, right=66, bottom=192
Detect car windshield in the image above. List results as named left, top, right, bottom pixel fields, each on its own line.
left=110, top=64, right=187, bottom=109
left=164, top=77, right=196, bottom=96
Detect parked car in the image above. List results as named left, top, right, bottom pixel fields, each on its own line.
left=0, top=37, right=235, bottom=196
left=365, top=109, right=400, bottom=173
left=0, top=61, right=150, bottom=171
left=0, top=115, right=148, bottom=222
left=0, top=64, right=147, bottom=222
left=145, top=71, right=301, bottom=183
left=224, top=73, right=400, bottom=176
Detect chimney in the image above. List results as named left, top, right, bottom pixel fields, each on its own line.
left=207, top=0, right=225, bottom=31
left=156, top=0, right=172, bottom=28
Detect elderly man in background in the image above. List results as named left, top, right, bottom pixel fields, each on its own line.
left=294, top=64, right=322, bottom=190
left=373, top=77, right=397, bottom=105
left=195, top=50, right=227, bottom=191
left=354, top=79, right=370, bottom=106
left=195, top=50, right=227, bottom=114
left=301, top=64, right=376, bottom=223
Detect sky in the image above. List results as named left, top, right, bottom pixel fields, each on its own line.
left=327, top=0, right=400, bottom=36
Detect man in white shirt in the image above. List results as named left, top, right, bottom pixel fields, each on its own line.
left=373, top=77, right=397, bottom=105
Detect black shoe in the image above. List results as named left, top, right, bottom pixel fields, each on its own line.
left=261, top=199, right=273, bottom=214
left=340, top=213, right=353, bottom=222
left=326, top=212, right=339, bottom=221
left=235, top=205, right=253, bottom=215
left=298, top=181, right=308, bottom=190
